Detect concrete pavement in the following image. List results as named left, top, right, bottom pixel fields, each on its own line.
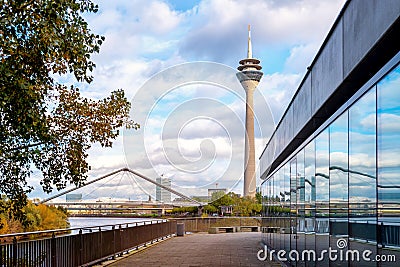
left=104, top=232, right=280, bottom=267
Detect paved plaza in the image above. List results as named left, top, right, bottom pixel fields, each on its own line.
left=106, top=232, right=280, bottom=267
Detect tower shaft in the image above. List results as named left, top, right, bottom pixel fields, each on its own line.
left=244, top=82, right=256, bottom=197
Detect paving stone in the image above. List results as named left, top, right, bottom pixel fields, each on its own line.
left=106, top=232, right=279, bottom=267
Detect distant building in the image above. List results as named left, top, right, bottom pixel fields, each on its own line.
left=221, top=205, right=233, bottom=215
left=208, top=188, right=227, bottom=201
left=66, top=193, right=82, bottom=202
left=156, top=177, right=171, bottom=203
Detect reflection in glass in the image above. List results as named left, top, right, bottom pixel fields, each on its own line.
left=378, top=64, right=400, bottom=217
left=261, top=61, right=400, bottom=266
left=329, top=111, right=349, bottom=253
left=315, top=129, right=329, bottom=266
left=297, top=150, right=306, bottom=218
left=315, top=129, right=329, bottom=220
left=290, top=158, right=297, bottom=253
left=296, top=149, right=306, bottom=265
left=349, top=87, right=377, bottom=218
left=274, top=170, right=286, bottom=251
left=349, top=87, right=377, bottom=266
left=378, top=65, right=400, bottom=261
left=283, top=163, right=291, bottom=253
left=304, top=140, right=316, bottom=266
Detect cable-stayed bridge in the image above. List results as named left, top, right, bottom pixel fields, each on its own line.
left=38, top=168, right=206, bottom=215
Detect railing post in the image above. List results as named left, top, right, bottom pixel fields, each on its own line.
left=79, top=229, right=83, bottom=266
left=151, top=221, right=154, bottom=244
left=112, top=226, right=116, bottom=260
left=99, top=226, right=102, bottom=261
left=12, top=237, right=17, bottom=267
left=119, top=224, right=123, bottom=256
left=377, top=222, right=383, bottom=248
left=0, top=240, right=3, bottom=267
left=51, top=233, right=56, bottom=267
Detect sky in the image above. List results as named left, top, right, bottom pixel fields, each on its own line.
left=29, top=0, right=347, bottom=202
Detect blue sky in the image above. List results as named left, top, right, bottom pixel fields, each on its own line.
left=29, top=0, right=347, bottom=202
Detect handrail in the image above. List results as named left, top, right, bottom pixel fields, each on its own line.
left=0, top=219, right=177, bottom=266
left=0, top=219, right=166, bottom=238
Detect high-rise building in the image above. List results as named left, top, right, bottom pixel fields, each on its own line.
left=236, top=25, right=263, bottom=198
left=155, top=177, right=171, bottom=203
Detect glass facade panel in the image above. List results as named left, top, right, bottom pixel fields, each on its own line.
left=377, top=65, right=400, bottom=264
left=290, top=157, right=298, bottom=256
left=261, top=63, right=400, bottom=266
left=349, top=87, right=377, bottom=267
left=315, top=129, right=330, bottom=265
left=304, top=140, right=316, bottom=266
left=296, top=148, right=306, bottom=266
left=349, top=87, right=377, bottom=218
left=329, top=111, right=349, bottom=258
left=283, top=163, right=291, bottom=254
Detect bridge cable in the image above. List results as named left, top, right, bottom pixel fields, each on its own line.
left=38, top=168, right=202, bottom=205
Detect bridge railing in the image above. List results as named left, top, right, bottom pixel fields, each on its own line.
left=0, top=219, right=176, bottom=266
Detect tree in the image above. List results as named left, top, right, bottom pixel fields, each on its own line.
left=0, top=198, right=69, bottom=235
left=0, top=0, right=139, bottom=223
left=211, top=192, right=235, bottom=207
left=203, top=204, right=218, bottom=214
left=210, top=191, right=225, bottom=202
left=255, top=191, right=262, bottom=204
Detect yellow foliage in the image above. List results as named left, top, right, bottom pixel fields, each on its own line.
left=0, top=201, right=69, bottom=234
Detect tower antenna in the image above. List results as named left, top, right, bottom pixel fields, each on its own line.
left=247, top=24, right=252, bottom=58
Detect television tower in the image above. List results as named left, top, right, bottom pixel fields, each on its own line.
left=236, top=25, right=263, bottom=198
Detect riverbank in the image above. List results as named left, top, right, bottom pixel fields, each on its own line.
left=68, top=213, right=159, bottom=218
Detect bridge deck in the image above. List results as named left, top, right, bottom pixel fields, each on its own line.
left=103, top=232, right=279, bottom=267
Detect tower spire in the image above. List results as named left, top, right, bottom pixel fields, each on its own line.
left=247, top=24, right=252, bottom=59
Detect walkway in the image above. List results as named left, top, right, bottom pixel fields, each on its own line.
left=106, top=232, right=280, bottom=267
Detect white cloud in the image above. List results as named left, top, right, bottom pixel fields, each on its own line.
left=259, top=72, right=302, bottom=121
left=179, top=0, right=345, bottom=64
left=284, top=43, right=319, bottom=73
left=141, top=1, right=182, bottom=34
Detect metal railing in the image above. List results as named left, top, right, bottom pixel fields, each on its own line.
left=0, top=220, right=177, bottom=266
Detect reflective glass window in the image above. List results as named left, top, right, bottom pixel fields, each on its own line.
left=290, top=157, right=297, bottom=253
left=315, top=129, right=329, bottom=265
left=377, top=64, right=400, bottom=253
left=283, top=163, right=291, bottom=253
left=296, top=149, right=306, bottom=263
left=349, top=86, right=377, bottom=259
left=304, top=140, right=316, bottom=265
left=329, top=111, right=349, bottom=250
left=349, top=87, right=377, bottom=217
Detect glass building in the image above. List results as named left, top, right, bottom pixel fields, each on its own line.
left=156, top=177, right=172, bottom=202
left=259, top=1, right=400, bottom=266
